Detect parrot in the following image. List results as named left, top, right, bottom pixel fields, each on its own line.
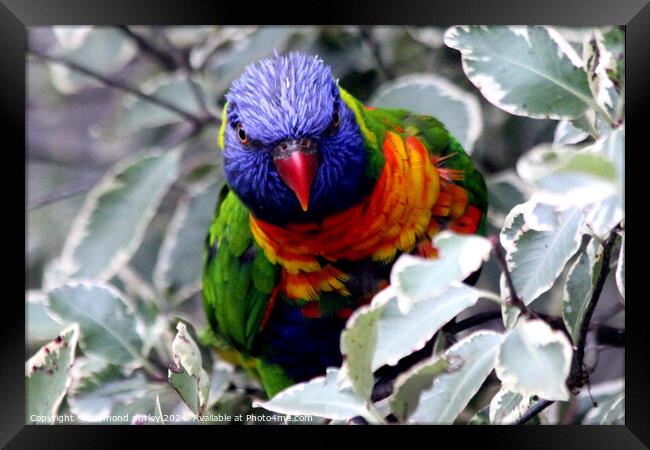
left=202, top=51, right=488, bottom=398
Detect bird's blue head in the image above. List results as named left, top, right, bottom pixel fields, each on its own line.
left=220, top=52, right=369, bottom=224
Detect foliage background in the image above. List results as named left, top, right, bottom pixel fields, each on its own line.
left=26, top=26, right=624, bottom=424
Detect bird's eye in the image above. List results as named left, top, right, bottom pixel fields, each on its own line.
left=329, top=110, right=341, bottom=134
left=236, top=124, right=249, bottom=145
left=332, top=111, right=340, bottom=127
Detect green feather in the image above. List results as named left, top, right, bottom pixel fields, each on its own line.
left=202, top=187, right=280, bottom=354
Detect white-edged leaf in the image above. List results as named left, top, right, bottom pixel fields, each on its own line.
left=369, top=73, right=483, bottom=153
left=68, top=369, right=164, bottom=423
left=207, top=361, right=235, bottom=409
left=201, top=27, right=298, bottom=94
left=389, top=353, right=450, bottom=422
left=118, top=74, right=213, bottom=132
left=57, top=150, right=181, bottom=284
left=489, top=387, right=533, bottom=424
left=575, top=378, right=624, bottom=420
left=26, top=324, right=80, bottom=423
left=616, top=231, right=624, bottom=300
left=46, top=281, right=145, bottom=366
left=391, top=232, right=491, bottom=313
left=153, top=179, right=223, bottom=302
left=155, top=394, right=165, bottom=424
left=563, top=239, right=603, bottom=342
left=339, top=301, right=386, bottom=400
left=444, top=26, right=593, bottom=120
left=27, top=290, right=64, bottom=344
left=409, top=331, right=504, bottom=424
left=52, top=26, right=93, bottom=50
left=554, top=120, right=589, bottom=145
left=486, top=171, right=530, bottom=227
left=496, top=319, right=573, bottom=401
left=168, top=322, right=210, bottom=416
left=48, top=28, right=136, bottom=94
left=500, top=274, right=521, bottom=329
left=583, top=393, right=625, bottom=424
left=406, top=27, right=446, bottom=49
left=583, top=29, right=620, bottom=113
left=253, top=368, right=373, bottom=422
left=505, top=206, right=584, bottom=305
left=372, top=284, right=484, bottom=370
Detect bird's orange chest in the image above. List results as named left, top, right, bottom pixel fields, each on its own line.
left=250, top=131, right=478, bottom=302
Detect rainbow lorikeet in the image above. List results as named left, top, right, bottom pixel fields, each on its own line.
left=202, top=52, right=488, bottom=397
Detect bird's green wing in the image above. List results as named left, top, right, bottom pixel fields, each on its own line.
left=202, top=186, right=281, bottom=354
left=368, top=107, right=488, bottom=234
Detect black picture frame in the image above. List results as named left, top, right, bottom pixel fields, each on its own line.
left=7, top=0, right=648, bottom=447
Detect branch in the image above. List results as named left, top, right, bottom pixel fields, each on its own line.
left=27, top=122, right=203, bottom=211
left=360, top=27, right=394, bottom=80
left=29, top=48, right=202, bottom=125
left=515, top=399, right=554, bottom=425
left=27, top=176, right=99, bottom=211
left=568, top=226, right=621, bottom=390
left=490, top=236, right=538, bottom=319
left=514, top=224, right=623, bottom=425
left=116, top=26, right=178, bottom=71
left=151, top=27, right=211, bottom=117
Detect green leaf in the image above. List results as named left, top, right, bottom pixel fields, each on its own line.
left=575, top=378, right=623, bottom=422
left=468, top=405, right=490, bottom=425
left=495, top=319, right=573, bottom=401
left=153, top=179, right=223, bottom=303
left=68, top=368, right=165, bottom=423
left=369, top=74, right=483, bottom=153
left=27, top=290, right=64, bottom=345
left=517, top=145, right=618, bottom=189
left=52, top=26, right=93, bottom=50
left=372, top=284, right=484, bottom=371
left=253, top=368, right=375, bottom=423
left=207, top=361, right=235, bottom=409
left=339, top=301, right=386, bottom=400
left=55, top=150, right=180, bottom=284
left=503, top=206, right=584, bottom=305
left=488, top=387, right=533, bottom=424
left=117, top=74, right=214, bottom=132
left=583, top=393, right=624, bottom=424
left=408, top=331, right=503, bottom=424
left=46, top=281, right=146, bottom=366
left=563, top=239, right=603, bottom=342
left=26, top=324, right=80, bottom=423
left=486, top=171, right=530, bottom=227
left=389, top=354, right=450, bottom=422
left=582, top=28, right=623, bottom=115
left=391, top=232, right=492, bottom=313
left=168, top=322, right=210, bottom=416
left=444, top=26, right=593, bottom=120
left=201, top=27, right=298, bottom=94
left=48, top=28, right=136, bottom=94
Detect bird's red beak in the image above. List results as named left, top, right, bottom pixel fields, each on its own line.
left=272, top=139, right=318, bottom=212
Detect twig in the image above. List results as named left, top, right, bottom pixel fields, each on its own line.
left=29, top=48, right=202, bottom=125
left=359, top=27, right=394, bottom=80
left=514, top=224, right=623, bottom=425
left=152, top=26, right=211, bottom=118
left=515, top=399, right=554, bottom=425
left=447, top=310, right=502, bottom=333
left=117, top=26, right=178, bottom=71
left=27, top=177, right=99, bottom=211
left=489, top=236, right=538, bottom=319
left=27, top=122, right=203, bottom=211
left=568, top=226, right=621, bottom=390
